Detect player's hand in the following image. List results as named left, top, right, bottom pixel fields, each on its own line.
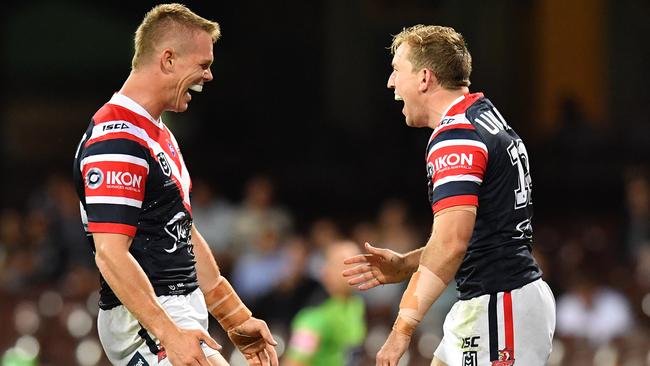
left=342, top=242, right=411, bottom=290
left=227, top=317, right=279, bottom=366
left=160, top=327, right=221, bottom=366
left=376, top=330, right=411, bottom=366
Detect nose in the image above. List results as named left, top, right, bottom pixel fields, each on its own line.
left=387, top=71, right=395, bottom=89
left=204, top=68, right=213, bottom=82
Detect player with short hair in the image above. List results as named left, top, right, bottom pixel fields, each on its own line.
left=343, top=25, right=556, bottom=366
left=73, top=4, right=278, bottom=366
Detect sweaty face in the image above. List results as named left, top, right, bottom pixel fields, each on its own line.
left=386, top=44, right=428, bottom=127
left=171, top=31, right=214, bottom=112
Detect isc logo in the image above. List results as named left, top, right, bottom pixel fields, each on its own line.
left=107, top=171, right=143, bottom=189
left=102, top=122, right=129, bottom=131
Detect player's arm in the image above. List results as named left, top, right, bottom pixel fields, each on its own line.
left=192, top=225, right=279, bottom=366
left=342, top=242, right=423, bottom=290
left=93, top=233, right=220, bottom=365
left=376, top=206, right=476, bottom=365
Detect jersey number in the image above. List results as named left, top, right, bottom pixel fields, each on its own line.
left=507, top=139, right=532, bottom=209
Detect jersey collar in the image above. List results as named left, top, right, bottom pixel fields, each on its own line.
left=439, top=94, right=466, bottom=122
left=108, top=93, right=164, bottom=129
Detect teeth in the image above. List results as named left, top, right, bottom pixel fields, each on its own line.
left=189, top=84, right=203, bottom=93
left=394, top=93, right=403, bottom=101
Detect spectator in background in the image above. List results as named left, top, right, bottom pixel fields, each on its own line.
left=231, top=221, right=292, bottom=304
left=556, top=271, right=633, bottom=346
left=191, top=178, right=235, bottom=272
left=254, top=235, right=326, bottom=334
left=305, top=218, right=342, bottom=282
left=284, top=240, right=366, bottom=366
left=232, top=175, right=293, bottom=255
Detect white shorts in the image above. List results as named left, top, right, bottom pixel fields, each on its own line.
left=434, top=278, right=556, bottom=366
left=97, top=289, right=220, bottom=366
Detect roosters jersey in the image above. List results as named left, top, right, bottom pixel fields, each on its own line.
left=73, top=93, right=197, bottom=310
left=426, top=93, right=541, bottom=300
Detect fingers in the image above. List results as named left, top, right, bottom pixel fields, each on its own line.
left=256, top=321, right=278, bottom=346
left=258, top=349, right=270, bottom=365
left=346, top=271, right=374, bottom=286
left=358, top=277, right=382, bottom=291
left=343, top=253, right=372, bottom=265
left=365, top=242, right=388, bottom=257
left=342, top=263, right=372, bottom=279
left=196, top=329, right=222, bottom=351
left=266, top=342, right=279, bottom=366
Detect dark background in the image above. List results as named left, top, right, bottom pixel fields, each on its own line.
left=3, top=0, right=648, bottom=227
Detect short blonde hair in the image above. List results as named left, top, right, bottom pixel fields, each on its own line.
left=132, top=3, right=221, bottom=70
left=391, top=25, right=472, bottom=89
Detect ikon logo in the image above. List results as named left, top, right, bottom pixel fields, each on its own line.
left=106, top=171, right=143, bottom=188
left=431, top=153, right=473, bottom=172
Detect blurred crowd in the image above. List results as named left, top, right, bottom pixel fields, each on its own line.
left=1, top=171, right=649, bottom=366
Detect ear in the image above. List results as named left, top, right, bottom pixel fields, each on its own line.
left=418, top=68, right=437, bottom=92
left=160, top=48, right=175, bottom=74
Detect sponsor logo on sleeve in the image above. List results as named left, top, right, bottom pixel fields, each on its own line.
left=106, top=171, right=143, bottom=192
left=85, top=168, right=104, bottom=189
left=430, top=153, right=474, bottom=175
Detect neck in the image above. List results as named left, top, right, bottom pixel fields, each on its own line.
left=119, top=69, right=166, bottom=120
left=426, top=86, right=469, bottom=129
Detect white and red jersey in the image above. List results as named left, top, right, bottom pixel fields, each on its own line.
left=73, top=93, right=197, bottom=310
left=426, top=93, right=542, bottom=300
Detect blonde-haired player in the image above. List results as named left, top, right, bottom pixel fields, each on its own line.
left=74, top=4, right=277, bottom=365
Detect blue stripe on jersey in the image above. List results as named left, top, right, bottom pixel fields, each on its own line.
left=427, top=128, right=485, bottom=154
left=430, top=181, right=481, bottom=205
left=86, top=203, right=141, bottom=229
left=84, top=138, right=149, bottom=160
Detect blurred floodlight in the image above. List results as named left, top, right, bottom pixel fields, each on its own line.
left=15, top=335, right=40, bottom=359
left=38, top=290, right=64, bottom=317
left=272, top=333, right=285, bottom=358
left=14, top=302, right=40, bottom=335
left=548, top=339, right=565, bottom=366
left=594, top=344, right=618, bottom=366
left=67, top=307, right=93, bottom=338
left=417, top=331, right=440, bottom=359
left=75, top=339, right=103, bottom=366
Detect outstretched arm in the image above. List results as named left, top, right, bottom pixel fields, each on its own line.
left=94, top=233, right=220, bottom=366
left=376, top=206, right=476, bottom=366
left=192, top=225, right=279, bottom=366
left=342, top=243, right=424, bottom=290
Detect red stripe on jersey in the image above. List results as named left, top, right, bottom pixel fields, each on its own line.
left=428, top=144, right=488, bottom=182
left=446, top=92, right=484, bottom=116
left=432, top=195, right=478, bottom=213
left=88, top=222, right=137, bottom=236
left=82, top=160, right=147, bottom=201
left=503, top=292, right=515, bottom=358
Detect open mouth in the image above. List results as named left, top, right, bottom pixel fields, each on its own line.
left=188, top=84, right=203, bottom=93
left=394, top=92, right=403, bottom=101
